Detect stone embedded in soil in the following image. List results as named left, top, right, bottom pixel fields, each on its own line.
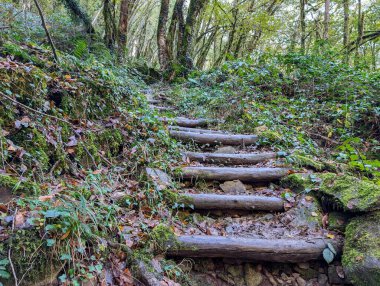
left=146, top=168, right=173, bottom=191
left=342, top=211, right=380, bottom=286
left=244, top=264, right=263, bottom=286
left=214, top=146, right=237, bottom=154
left=281, top=173, right=380, bottom=212
left=219, top=180, right=246, bottom=194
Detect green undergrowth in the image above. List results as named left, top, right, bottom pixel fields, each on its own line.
left=169, top=54, right=380, bottom=184
left=0, top=39, right=182, bottom=283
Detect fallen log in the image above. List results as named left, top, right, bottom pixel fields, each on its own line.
left=168, top=126, right=229, bottom=134
left=159, top=117, right=210, bottom=127
left=170, top=130, right=258, bottom=145
left=147, top=99, right=161, bottom=104
left=167, top=236, right=342, bottom=263
left=183, top=151, right=276, bottom=165
left=150, top=105, right=174, bottom=111
left=180, top=194, right=284, bottom=211
left=180, top=167, right=288, bottom=182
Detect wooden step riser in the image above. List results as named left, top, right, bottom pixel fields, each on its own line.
left=169, top=126, right=229, bottom=134
left=167, top=236, right=342, bottom=263
left=180, top=194, right=284, bottom=211
left=170, top=130, right=258, bottom=146
left=183, top=152, right=276, bottom=165
left=159, top=117, right=210, bottom=128
left=180, top=167, right=289, bottom=182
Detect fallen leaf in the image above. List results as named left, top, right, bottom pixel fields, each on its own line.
left=326, top=233, right=335, bottom=239
left=311, top=212, right=318, bottom=217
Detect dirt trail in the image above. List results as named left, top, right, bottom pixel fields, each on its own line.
left=149, top=93, right=349, bottom=286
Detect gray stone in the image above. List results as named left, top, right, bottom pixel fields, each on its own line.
left=220, top=180, right=246, bottom=194
left=244, top=264, right=263, bottom=286
left=146, top=168, right=173, bottom=191
left=214, top=146, right=237, bottom=154
left=318, top=273, right=328, bottom=286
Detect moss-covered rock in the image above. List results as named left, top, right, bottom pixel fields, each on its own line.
left=0, top=229, right=61, bottom=286
left=281, top=173, right=380, bottom=212
left=342, top=212, right=380, bottom=286
left=290, top=152, right=324, bottom=171
left=0, top=174, right=40, bottom=196
left=150, top=224, right=177, bottom=253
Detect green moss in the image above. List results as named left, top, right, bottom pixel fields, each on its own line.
left=290, top=152, right=324, bottom=171
left=319, top=173, right=380, bottom=212
left=342, top=212, right=380, bottom=286
left=150, top=224, right=177, bottom=252
left=327, top=212, right=349, bottom=232
left=258, top=130, right=283, bottom=144
left=280, top=173, right=314, bottom=193
left=0, top=229, right=60, bottom=286
left=0, top=174, right=40, bottom=195
left=282, top=173, right=380, bottom=212
left=99, top=129, right=123, bottom=157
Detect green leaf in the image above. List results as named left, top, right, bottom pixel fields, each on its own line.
left=323, top=248, right=335, bottom=264
left=0, top=259, right=9, bottom=266
left=46, top=239, right=56, bottom=247
left=0, top=269, right=11, bottom=279
left=45, top=210, right=61, bottom=218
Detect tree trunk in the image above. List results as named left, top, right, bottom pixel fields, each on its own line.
left=343, top=0, right=349, bottom=63
left=103, top=0, right=117, bottom=50
left=167, top=0, right=185, bottom=60
left=179, top=0, right=209, bottom=69
left=157, top=0, right=170, bottom=71
left=159, top=117, right=210, bottom=127
left=118, top=0, right=135, bottom=61
left=168, top=126, right=228, bottom=134
left=167, top=236, right=342, bottom=263
left=323, top=0, right=330, bottom=40
left=300, top=0, right=306, bottom=53
left=60, top=0, right=95, bottom=33
left=179, top=167, right=289, bottom=182
left=354, top=0, right=364, bottom=65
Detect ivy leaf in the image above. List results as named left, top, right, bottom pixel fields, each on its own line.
left=46, top=239, right=56, bottom=247
left=327, top=242, right=337, bottom=255
left=323, top=248, right=335, bottom=264
left=0, top=269, right=11, bottom=279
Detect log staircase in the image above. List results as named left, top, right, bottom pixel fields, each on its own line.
left=148, top=94, right=344, bottom=284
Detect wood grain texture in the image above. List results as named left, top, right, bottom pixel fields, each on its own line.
left=180, top=167, right=289, bottom=182
left=181, top=193, right=284, bottom=211
left=167, top=235, right=342, bottom=263
left=168, top=126, right=229, bottom=134
left=160, top=117, right=210, bottom=127
left=170, top=130, right=258, bottom=145
left=183, top=151, right=276, bottom=165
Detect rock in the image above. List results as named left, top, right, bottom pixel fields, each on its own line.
left=244, top=264, right=263, bottom=286
left=214, top=146, right=237, bottom=154
left=219, top=180, right=246, bottom=194
left=0, top=186, right=15, bottom=204
left=342, top=211, right=380, bottom=285
left=327, top=212, right=350, bottom=232
left=146, top=168, right=173, bottom=191
left=317, top=274, right=328, bottom=286
left=297, top=262, right=310, bottom=270
left=296, top=277, right=306, bottom=286
left=294, top=266, right=319, bottom=280
left=281, top=173, right=380, bottom=212
left=327, top=265, right=350, bottom=284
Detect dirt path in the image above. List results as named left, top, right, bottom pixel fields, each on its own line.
left=148, top=94, right=349, bottom=286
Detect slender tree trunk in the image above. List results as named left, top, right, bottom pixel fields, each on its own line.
left=180, top=0, right=209, bottom=69
left=354, top=0, right=364, bottom=64
left=323, top=0, right=330, bottom=40
left=157, top=0, right=170, bottom=71
left=343, top=0, right=350, bottom=63
left=167, top=0, right=185, bottom=60
left=60, top=0, right=95, bottom=33
left=118, top=0, right=135, bottom=61
left=33, top=0, right=59, bottom=63
left=103, top=0, right=117, bottom=50
left=300, top=0, right=306, bottom=54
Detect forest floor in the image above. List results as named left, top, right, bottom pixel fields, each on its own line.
left=0, top=38, right=379, bottom=286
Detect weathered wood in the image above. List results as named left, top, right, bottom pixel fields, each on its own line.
left=183, top=151, right=276, bottom=165
left=170, top=130, right=258, bottom=145
left=167, top=236, right=342, bottom=263
left=159, top=117, right=210, bottom=127
left=168, top=126, right=229, bottom=134
left=180, top=167, right=288, bottom=182
left=181, top=194, right=284, bottom=211
left=150, top=105, right=174, bottom=111
left=147, top=99, right=161, bottom=104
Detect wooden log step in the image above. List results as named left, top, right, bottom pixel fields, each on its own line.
left=159, top=117, right=210, bottom=127
left=170, top=130, right=258, bottom=145
left=168, top=126, right=229, bottom=134
left=150, top=105, right=174, bottom=111
left=167, top=235, right=342, bottom=263
left=180, top=167, right=288, bottom=182
left=147, top=99, right=161, bottom=104
left=180, top=194, right=284, bottom=211
left=183, top=151, right=276, bottom=165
